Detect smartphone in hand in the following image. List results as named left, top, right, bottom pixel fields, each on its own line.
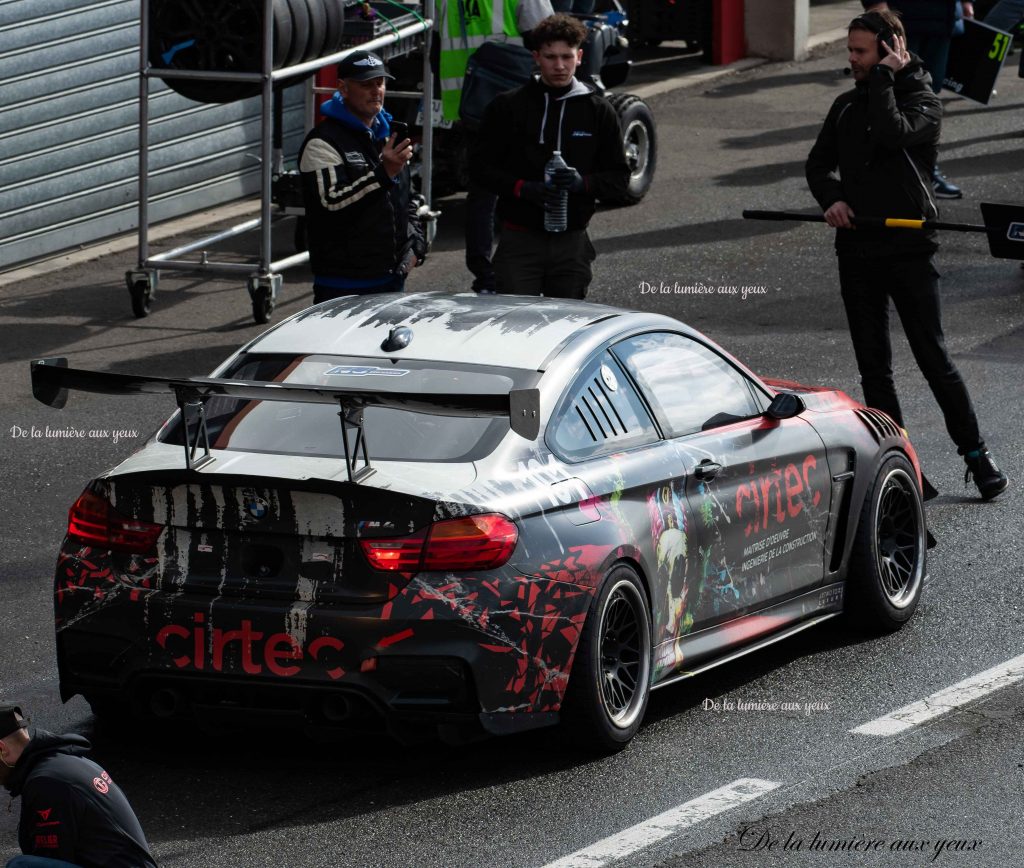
left=390, top=121, right=409, bottom=141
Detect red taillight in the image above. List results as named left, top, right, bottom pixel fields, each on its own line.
left=67, top=490, right=163, bottom=553
left=359, top=514, right=518, bottom=572
left=423, top=514, right=518, bottom=570
left=359, top=529, right=427, bottom=572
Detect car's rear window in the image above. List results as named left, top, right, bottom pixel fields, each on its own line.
left=159, top=353, right=523, bottom=462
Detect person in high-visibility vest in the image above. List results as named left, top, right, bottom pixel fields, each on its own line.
left=441, top=0, right=553, bottom=292
left=438, top=0, right=551, bottom=122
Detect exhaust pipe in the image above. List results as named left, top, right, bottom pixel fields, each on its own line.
left=149, top=687, right=185, bottom=719
left=320, top=694, right=353, bottom=723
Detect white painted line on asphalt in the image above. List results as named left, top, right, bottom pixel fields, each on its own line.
left=851, top=651, right=1024, bottom=737
left=540, top=777, right=780, bottom=868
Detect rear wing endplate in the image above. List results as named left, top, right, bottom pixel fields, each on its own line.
left=31, top=357, right=540, bottom=481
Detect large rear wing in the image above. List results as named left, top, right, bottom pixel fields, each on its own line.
left=31, top=357, right=540, bottom=480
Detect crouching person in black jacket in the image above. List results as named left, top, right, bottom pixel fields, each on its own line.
left=470, top=15, right=628, bottom=299
left=1, top=703, right=156, bottom=868
left=299, top=50, right=428, bottom=304
left=805, top=10, right=1008, bottom=500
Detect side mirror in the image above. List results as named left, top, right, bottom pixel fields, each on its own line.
left=766, top=392, right=805, bottom=420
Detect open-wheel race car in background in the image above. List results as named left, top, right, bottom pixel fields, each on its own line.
left=32, top=293, right=929, bottom=750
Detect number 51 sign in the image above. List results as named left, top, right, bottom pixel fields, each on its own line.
left=943, top=18, right=1014, bottom=105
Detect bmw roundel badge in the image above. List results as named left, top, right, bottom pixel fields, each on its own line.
left=244, top=496, right=270, bottom=520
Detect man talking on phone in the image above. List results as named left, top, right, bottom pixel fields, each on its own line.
left=805, top=10, right=1008, bottom=499
left=299, top=50, right=428, bottom=303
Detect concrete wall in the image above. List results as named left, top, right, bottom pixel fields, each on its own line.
left=745, top=0, right=810, bottom=61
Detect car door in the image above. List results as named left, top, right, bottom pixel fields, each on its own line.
left=545, top=347, right=707, bottom=679
left=612, top=332, right=832, bottom=636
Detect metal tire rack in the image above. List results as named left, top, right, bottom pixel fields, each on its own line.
left=129, top=0, right=436, bottom=324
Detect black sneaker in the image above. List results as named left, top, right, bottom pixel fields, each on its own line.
left=932, top=167, right=962, bottom=199
left=963, top=449, right=1009, bottom=500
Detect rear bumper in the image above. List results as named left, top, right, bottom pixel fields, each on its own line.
left=55, top=544, right=594, bottom=736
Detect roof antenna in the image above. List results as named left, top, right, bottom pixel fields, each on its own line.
left=381, top=326, right=413, bottom=352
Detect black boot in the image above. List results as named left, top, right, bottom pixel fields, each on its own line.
left=963, top=448, right=1009, bottom=500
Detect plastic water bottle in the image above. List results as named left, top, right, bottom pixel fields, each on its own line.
left=544, top=151, right=569, bottom=233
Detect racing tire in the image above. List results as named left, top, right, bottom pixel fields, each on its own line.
left=284, top=0, right=311, bottom=68
left=320, top=0, right=346, bottom=56
left=605, top=93, right=656, bottom=206
left=149, top=0, right=293, bottom=103
left=560, top=564, right=652, bottom=752
left=300, top=0, right=327, bottom=63
left=845, top=453, right=926, bottom=633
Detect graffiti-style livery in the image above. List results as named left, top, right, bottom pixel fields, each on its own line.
left=33, top=293, right=929, bottom=750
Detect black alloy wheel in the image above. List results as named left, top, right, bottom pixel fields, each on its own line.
left=875, top=470, right=921, bottom=606
left=561, top=564, right=652, bottom=751
left=846, top=453, right=926, bottom=632
left=599, top=583, right=647, bottom=725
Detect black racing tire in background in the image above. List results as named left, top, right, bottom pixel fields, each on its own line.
left=605, top=93, right=656, bottom=206
left=320, top=0, right=346, bottom=56
left=275, top=0, right=319, bottom=89
left=301, top=0, right=328, bottom=64
left=845, top=452, right=927, bottom=633
left=283, top=0, right=311, bottom=68
left=560, top=563, right=652, bottom=752
left=150, top=0, right=293, bottom=103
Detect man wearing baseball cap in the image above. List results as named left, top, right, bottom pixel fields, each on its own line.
left=298, top=50, right=428, bottom=303
left=1, top=703, right=156, bottom=867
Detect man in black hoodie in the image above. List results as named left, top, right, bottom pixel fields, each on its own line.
left=470, top=14, right=628, bottom=298
left=1, top=703, right=156, bottom=868
left=805, top=10, right=1008, bottom=500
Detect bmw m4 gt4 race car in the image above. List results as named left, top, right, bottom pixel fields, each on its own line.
left=32, top=292, right=929, bottom=750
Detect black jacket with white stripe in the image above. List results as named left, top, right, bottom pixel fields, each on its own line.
left=298, top=113, right=423, bottom=281
left=805, top=58, right=942, bottom=260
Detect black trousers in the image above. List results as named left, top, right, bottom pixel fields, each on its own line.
left=838, top=255, right=982, bottom=454
left=493, top=227, right=595, bottom=298
left=465, top=181, right=498, bottom=292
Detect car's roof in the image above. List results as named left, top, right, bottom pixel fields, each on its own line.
left=247, top=292, right=631, bottom=370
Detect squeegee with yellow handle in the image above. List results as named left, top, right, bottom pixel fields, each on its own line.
left=742, top=204, right=1024, bottom=260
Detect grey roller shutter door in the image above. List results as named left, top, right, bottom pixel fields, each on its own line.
left=0, top=0, right=306, bottom=268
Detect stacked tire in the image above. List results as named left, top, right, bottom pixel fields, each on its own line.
left=150, top=0, right=347, bottom=103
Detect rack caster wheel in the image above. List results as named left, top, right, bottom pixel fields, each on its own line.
left=125, top=271, right=157, bottom=318
left=247, top=273, right=282, bottom=324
